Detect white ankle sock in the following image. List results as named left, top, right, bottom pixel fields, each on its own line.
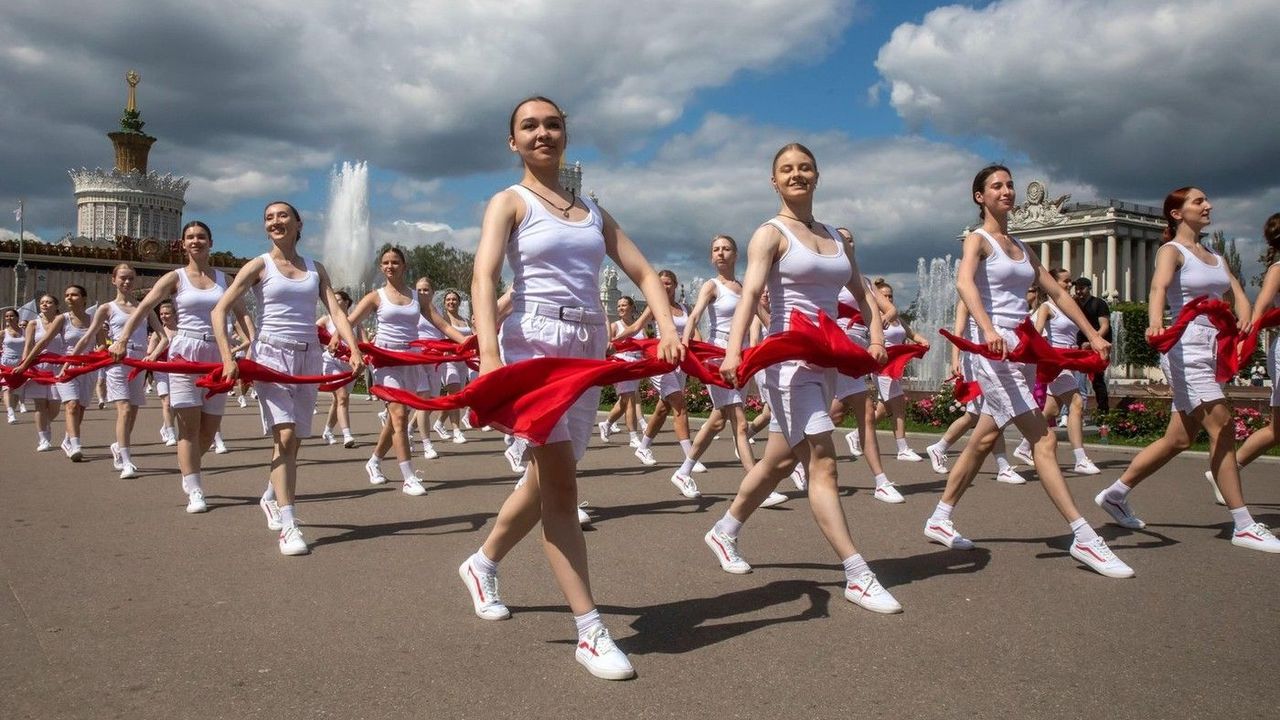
left=994, top=454, right=1011, bottom=471
left=470, top=549, right=498, bottom=575
left=874, top=473, right=889, bottom=488
left=118, top=446, right=132, bottom=464
left=1072, top=448, right=1088, bottom=462
left=1105, top=479, right=1131, bottom=499
left=343, top=428, right=353, bottom=439
left=896, top=437, right=909, bottom=452
left=38, top=430, right=50, bottom=443
left=181, top=473, right=201, bottom=494
left=930, top=501, right=953, bottom=522
left=640, top=436, right=653, bottom=450
left=262, top=483, right=276, bottom=502
left=280, top=504, right=296, bottom=528
left=1070, top=517, right=1098, bottom=543
left=933, top=439, right=951, bottom=453
left=1017, top=438, right=1031, bottom=454
left=1229, top=506, right=1255, bottom=531
left=678, top=457, right=695, bottom=475
left=398, top=461, right=416, bottom=481
left=368, top=452, right=381, bottom=465
left=841, top=553, right=870, bottom=580
left=574, top=608, right=603, bottom=638
left=714, top=511, right=743, bottom=538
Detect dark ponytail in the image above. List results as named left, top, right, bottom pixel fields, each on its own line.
left=972, top=164, right=1011, bottom=220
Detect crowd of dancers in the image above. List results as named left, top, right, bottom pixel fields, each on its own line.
left=3, top=96, right=1279, bottom=682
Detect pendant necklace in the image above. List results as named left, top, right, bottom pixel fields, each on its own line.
left=521, top=184, right=577, bottom=218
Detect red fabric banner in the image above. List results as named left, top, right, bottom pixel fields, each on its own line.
left=1145, top=296, right=1241, bottom=382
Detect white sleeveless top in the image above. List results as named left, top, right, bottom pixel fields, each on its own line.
left=973, top=228, right=1034, bottom=327
left=765, top=219, right=850, bottom=335
left=174, top=268, right=226, bottom=336
left=450, top=318, right=473, bottom=338
left=417, top=314, right=443, bottom=341
left=1044, top=301, right=1077, bottom=348
left=34, top=316, right=65, bottom=357
left=61, top=312, right=89, bottom=351
left=2, top=329, right=25, bottom=363
left=1166, top=243, right=1230, bottom=327
left=883, top=321, right=907, bottom=346
left=506, top=185, right=606, bottom=311
left=252, top=253, right=319, bottom=343
left=374, top=287, right=421, bottom=346
left=706, top=279, right=740, bottom=340
left=611, top=318, right=646, bottom=343
left=108, top=302, right=148, bottom=349
left=659, top=303, right=688, bottom=339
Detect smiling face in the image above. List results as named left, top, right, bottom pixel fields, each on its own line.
left=616, top=297, right=634, bottom=320
left=379, top=249, right=405, bottom=281
left=659, top=272, right=678, bottom=301
left=444, top=292, right=461, bottom=313
left=1172, top=188, right=1212, bottom=232
left=975, top=169, right=1016, bottom=219
left=877, top=284, right=894, bottom=303
left=182, top=223, right=212, bottom=260
left=414, top=278, right=432, bottom=299
left=3, top=308, right=18, bottom=328
left=158, top=303, right=176, bottom=328
left=263, top=203, right=301, bottom=246
left=771, top=147, right=819, bottom=202
left=509, top=99, right=566, bottom=169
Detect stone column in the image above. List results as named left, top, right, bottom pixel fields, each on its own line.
left=1040, top=240, right=1052, bottom=268
left=1061, top=238, right=1072, bottom=274
left=1120, top=236, right=1132, bottom=301
left=1105, top=232, right=1118, bottom=301
left=1083, top=235, right=1094, bottom=284
left=1135, top=238, right=1148, bottom=300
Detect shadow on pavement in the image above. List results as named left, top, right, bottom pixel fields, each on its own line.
left=305, top=511, right=496, bottom=546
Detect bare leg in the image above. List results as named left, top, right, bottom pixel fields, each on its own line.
left=1008, top=410, right=1087, bottom=522
left=1235, top=407, right=1279, bottom=468
left=1198, top=402, right=1245, bottom=509
left=63, top=400, right=84, bottom=440
left=268, top=425, right=300, bottom=506
left=685, top=408, right=725, bottom=462
left=725, top=432, right=798, bottom=524
left=644, top=400, right=670, bottom=440
left=668, top=392, right=690, bottom=442
left=1118, top=411, right=1200, bottom=488
left=534, top=442, right=596, bottom=614
left=858, top=393, right=888, bottom=477
left=886, top=395, right=908, bottom=441
left=940, top=413, right=1003, bottom=506
left=797, top=433, right=860, bottom=558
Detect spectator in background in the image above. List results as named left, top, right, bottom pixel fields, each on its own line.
left=1073, top=277, right=1111, bottom=412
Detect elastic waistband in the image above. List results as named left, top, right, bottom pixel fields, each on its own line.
left=176, top=329, right=212, bottom=342
left=256, top=332, right=311, bottom=351
left=377, top=339, right=413, bottom=350
left=513, top=301, right=606, bottom=324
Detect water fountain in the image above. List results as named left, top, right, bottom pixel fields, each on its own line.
left=321, top=161, right=373, bottom=293
left=905, top=255, right=959, bottom=390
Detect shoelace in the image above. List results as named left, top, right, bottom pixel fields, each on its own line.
left=479, top=573, right=502, bottom=604
left=849, top=571, right=882, bottom=597
left=583, top=626, right=616, bottom=654
left=716, top=531, right=745, bottom=562
left=1241, top=523, right=1275, bottom=539
left=1087, top=538, right=1117, bottom=561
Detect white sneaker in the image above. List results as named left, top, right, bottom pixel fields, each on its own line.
left=35, top=438, right=52, bottom=452
left=212, top=435, right=229, bottom=454
left=634, top=447, right=656, bottom=466
left=377, top=409, right=388, bottom=427
left=260, top=498, right=283, bottom=531
left=760, top=491, right=789, bottom=508
left=504, top=439, right=527, bottom=474
left=610, top=422, right=622, bottom=434
left=422, top=441, right=439, bottom=460
left=669, top=472, right=701, bottom=498
left=68, top=440, right=83, bottom=462
left=5, top=409, right=15, bottom=424
left=575, top=625, right=636, bottom=681
left=110, top=441, right=123, bottom=469
left=1057, top=415, right=1069, bottom=428
left=926, top=443, right=948, bottom=474
left=19, top=402, right=29, bottom=413
left=704, top=528, right=751, bottom=574
left=1069, top=537, right=1134, bottom=578
left=458, top=559, right=510, bottom=620
left=163, top=428, right=177, bottom=447
left=119, top=463, right=138, bottom=479
left=1205, top=470, right=1226, bottom=506
left=790, top=463, right=807, bottom=491
left=896, top=448, right=923, bottom=462
left=924, top=518, right=975, bottom=550
left=1093, top=490, right=1146, bottom=529
left=578, top=502, right=592, bottom=527
left=237, top=394, right=248, bottom=408
left=1073, top=458, right=1101, bottom=475
left=433, top=421, right=451, bottom=441
left=342, top=434, right=356, bottom=449
left=460, top=415, right=473, bottom=431
left=844, top=570, right=903, bottom=614
left=844, top=430, right=862, bottom=457
left=874, top=482, right=905, bottom=504
left=452, top=428, right=467, bottom=444
left=996, top=466, right=1027, bottom=485
left=402, top=475, right=427, bottom=496
left=186, top=489, right=208, bottom=513
left=628, top=434, right=642, bottom=449
left=365, top=457, right=388, bottom=485
left=322, top=428, right=336, bottom=445
left=1232, top=523, right=1280, bottom=553
left=278, top=525, right=309, bottom=556
left=691, top=461, right=708, bottom=473
left=598, top=421, right=611, bottom=442
left=61, top=436, right=74, bottom=458
left=1013, top=445, right=1034, bottom=467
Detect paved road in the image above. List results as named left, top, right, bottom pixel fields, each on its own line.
left=1, top=398, right=1276, bottom=719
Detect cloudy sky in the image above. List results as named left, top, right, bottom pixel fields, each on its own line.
left=3, top=0, right=1278, bottom=302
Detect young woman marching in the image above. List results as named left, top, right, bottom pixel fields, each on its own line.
left=348, top=246, right=464, bottom=496
left=14, top=294, right=62, bottom=450
left=318, top=290, right=359, bottom=448
left=110, top=221, right=254, bottom=512
left=1209, top=213, right=1280, bottom=503
left=457, top=96, right=683, bottom=680
left=1095, top=189, right=1278, bottom=553
left=3, top=307, right=25, bottom=424
left=14, top=286, right=95, bottom=460
left=411, top=277, right=445, bottom=461
left=67, top=264, right=165, bottom=478
left=151, top=300, right=179, bottom=447
left=212, top=202, right=364, bottom=555
left=433, top=290, right=472, bottom=444
left=870, top=279, right=931, bottom=462
left=598, top=295, right=645, bottom=449
left=629, top=270, right=701, bottom=469
left=924, top=165, right=1132, bottom=578
left=705, top=143, right=902, bottom=613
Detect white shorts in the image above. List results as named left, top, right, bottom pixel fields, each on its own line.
left=168, top=334, right=227, bottom=414
left=1046, top=368, right=1078, bottom=398
left=959, top=351, right=981, bottom=415
left=612, top=352, right=642, bottom=394
left=106, top=348, right=146, bottom=406
left=1159, top=321, right=1225, bottom=413
left=835, top=327, right=869, bottom=400
left=56, top=373, right=93, bottom=405
left=23, top=373, right=59, bottom=402
left=766, top=361, right=836, bottom=448
left=374, top=363, right=425, bottom=392
left=253, top=338, right=322, bottom=438
left=154, top=373, right=170, bottom=397
left=705, top=337, right=742, bottom=408
left=321, top=352, right=351, bottom=377
left=875, top=374, right=903, bottom=402
left=973, top=326, right=1037, bottom=428
left=415, top=364, right=440, bottom=397
left=1269, top=334, right=1279, bottom=408
left=441, top=361, right=467, bottom=388
left=655, top=368, right=687, bottom=399
left=499, top=310, right=607, bottom=461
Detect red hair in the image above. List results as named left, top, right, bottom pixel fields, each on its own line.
left=1161, top=186, right=1197, bottom=243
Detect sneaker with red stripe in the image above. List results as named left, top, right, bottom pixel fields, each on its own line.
left=575, top=625, right=635, bottom=680
left=704, top=528, right=751, bottom=574
left=1069, top=537, right=1135, bottom=578
left=844, top=570, right=903, bottom=614
left=1093, top=489, right=1146, bottom=529
left=457, top=559, right=510, bottom=620
left=923, top=518, right=975, bottom=550
left=1232, top=523, right=1280, bottom=553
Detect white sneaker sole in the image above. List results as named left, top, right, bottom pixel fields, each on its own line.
left=575, top=651, right=636, bottom=681
left=924, top=524, right=974, bottom=550
left=760, top=492, right=788, bottom=508
left=457, top=561, right=511, bottom=620
left=279, top=542, right=309, bottom=557
left=844, top=588, right=903, bottom=614
left=874, top=488, right=906, bottom=504
left=1069, top=544, right=1134, bottom=578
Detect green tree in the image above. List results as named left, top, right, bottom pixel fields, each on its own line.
left=381, top=241, right=505, bottom=299
left=1208, top=231, right=1242, bottom=280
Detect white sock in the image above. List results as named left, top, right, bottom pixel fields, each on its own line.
left=118, top=446, right=132, bottom=464
left=343, top=428, right=353, bottom=440
left=640, top=436, right=653, bottom=450
left=714, top=511, right=743, bottom=538
left=323, top=424, right=332, bottom=434
left=895, top=437, right=909, bottom=453
left=933, top=439, right=952, bottom=453
left=680, top=439, right=693, bottom=455
left=280, top=504, right=296, bottom=528
left=678, top=457, right=695, bottom=475
left=930, top=501, right=953, bottom=523
left=1229, top=506, right=1255, bottom=531
left=574, top=608, right=603, bottom=638
left=1017, top=438, right=1031, bottom=455
left=629, top=431, right=640, bottom=442
left=1070, top=517, right=1099, bottom=543
left=369, top=452, right=381, bottom=465
left=994, top=454, right=1011, bottom=471
left=38, top=430, right=50, bottom=443
left=262, top=483, right=276, bottom=502
left=1073, top=448, right=1088, bottom=463
left=470, top=549, right=498, bottom=575
left=181, top=473, right=201, bottom=494
left=1104, top=479, right=1131, bottom=499
left=841, top=553, right=870, bottom=580
left=399, top=461, right=416, bottom=481
left=874, top=473, right=890, bottom=488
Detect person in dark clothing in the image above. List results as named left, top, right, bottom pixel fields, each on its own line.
left=1073, top=277, right=1111, bottom=412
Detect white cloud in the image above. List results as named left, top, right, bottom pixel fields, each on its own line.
left=874, top=0, right=1280, bottom=197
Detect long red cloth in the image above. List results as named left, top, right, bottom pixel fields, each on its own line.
left=939, top=318, right=1109, bottom=385
left=1145, top=296, right=1241, bottom=382
left=945, top=373, right=983, bottom=404
left=837, top=301, right=864, bottom=328
left=1239, top=306, right=1280, bottom=364
left=879, top=344, right=930, bottom=380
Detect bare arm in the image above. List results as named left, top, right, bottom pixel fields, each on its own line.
left=315, top=261, right=364, bottom=374
left=68, top=305, right=111, bottom=358
left=419, top=291, right=468, bottom=344
left=212, top=258, right=265, bottom=379
left=600, top=208, right=682, bottom=364
left=837, top=229, right=885, bottom=362
left=681, top=280, right=717, bottom=345
left=471, top=190, right=519, bottom=374
left=722, top=224, right=780, bottom=384
left=949, top=300, right=968, bottom=374
left=1250, top=264, right=1280, bottom=325
left=1226, top=269, right=1252, bottom=332
left=1034, top=252, right=1108, bottom=356
left=111, top=271, right=179, bottom=360
left=1032, top=303, right=1052, bottom=334
left=1146, top=244, right=1181, bottom=337
left=143, top=311, right=168, bottom=359
left=956, top=232, right=1004, bottom=355
left=16, top=315, right=66, bottom=371
left=616, top=306, right=654, bottom=339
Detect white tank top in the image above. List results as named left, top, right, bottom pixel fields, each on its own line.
left=450, top=318, right=473, bottom=338
left=417, top=314, right=443, bottom=341
left=706, top=279, right=740, bottom=339
left=659, top=303, right=688, bottom=339
left=108, top=302, right=148, bottom=349
left=61, top=312, right=89, bottom=351
left=34, top=316, right=65, bottom=357
left=506, top=185, right=606, bottom=311
left=883, top=321, right=907, bottom=346
left=375, top=287, right=421, bottom=346
left=764, top=219, right=850, bottom=334
left=612, top=318, right=646, bottom=342
left=1166, top=243, right=1230, bottom=326
left=1044, top=301, right=1077, bottom=348
left=973, top=229, right=1034, bottom=327
left=2, top=329, right=25, bottom=362
left=253, top=253, right=319, bottom=343
left=174, top=268, right=226, bottom=336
